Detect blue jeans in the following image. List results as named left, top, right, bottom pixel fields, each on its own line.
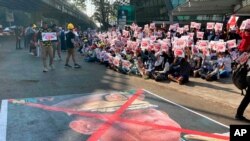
left=219, top=70, right=230, bottom=78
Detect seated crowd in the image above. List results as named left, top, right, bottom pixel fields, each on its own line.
left=81, top=20, right=249, bottom=85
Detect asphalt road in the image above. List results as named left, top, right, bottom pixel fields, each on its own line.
left=0, top=37, right=248, bottom=127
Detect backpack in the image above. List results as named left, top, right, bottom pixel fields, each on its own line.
left=232, top=63, right=248, bottom=95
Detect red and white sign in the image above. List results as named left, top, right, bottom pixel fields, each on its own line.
left=202, top=48, right=210, bottom=57
left=207, top=22, right=215, bottom=30
left=42, top=32, right=57, bottom=41
left=122, top=60, right=132, bottom=69
left=123, top=30, right=129, bottom=37
left=174, top=38, right=187, bottom=49
left=195, top=23, right=201, bottom=30
left=161, top=41, right=168, bottom=52
left=154, top=43, right=161, bottom=52
left=190, top=22, right=196, bottom=28
left=131, top=41, right=139, bottom=51
left=150, top=23, right=156, bottom=29
left=197, top=40, right=209, bottom=50
left=150, top=36, right=157, bottom=42
left=174, top=49, right=185, bottom=58
left=214, top=23, right=223, bottom=31
left=141, top=39, right=149, bottom=50
left=113, top=57, right=120, bottom=67
left=188, top=32, right=194, bottom=38
left=240, top=19, right=250, bottom=30
left=227, top=39, right=237, bottom=49
left=177, top=27, right=184, bottom=34
left=216, top=42, right=226, bottom=52
left=209, top=41, right=217, bottom=50
left=197, top=32, right=204, bottom=39
left=169, top=24, right=177, bottom=31
left=108, top=55, right=114, bottom=64
left=236, top=52, right=250, bottom=64
left=192, top=46, right=199, bottom=54
left=228, top=15, right=239, bottom=28
left=184, top=25, right=189, bottom=31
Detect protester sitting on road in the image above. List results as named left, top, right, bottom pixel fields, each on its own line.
left=152, top=53, right=170, bottom=81
left=199, top=59, right=220, bottom=81
left=168, top=56, right=191, bottom=85
left=217, top=52, right=232, bottom=78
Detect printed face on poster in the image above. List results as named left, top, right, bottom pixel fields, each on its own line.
left=214, top=23, right=223, bottom=31
left=207, top=22, right=215, bottom=30
left=42, top=32, right=57, bottom=41
left=197, top=32, right=204, bottom=39
left=227, top=39, right=237, bottom=49
left=5, top=89, right=229, bottom=141
left=174, top=49, right=185, bottom=58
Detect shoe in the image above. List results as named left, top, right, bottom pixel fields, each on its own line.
left=74, top=64, right=81, bottom=68
left=53, top=58, right=58, bottom=61
left=43, top=68, right=48, bottom=72
left=235, top=115, right=250, bottom=122
left=50, top=65, right=55, bottom=70
left=65, top=64, right=72, bottom=68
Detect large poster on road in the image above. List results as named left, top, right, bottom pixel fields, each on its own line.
left=0, top=89, right=229, bottom=141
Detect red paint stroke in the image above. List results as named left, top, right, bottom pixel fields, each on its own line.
left=117, top=118, right=229, bottom=140
left=8, top=99, right=112, bottom=120
left=87, top=89, right=144, bottom=141
left=8, top=90, right=230, bottom=141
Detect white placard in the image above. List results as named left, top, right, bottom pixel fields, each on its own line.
left=42, top=32, right=57, bottom=41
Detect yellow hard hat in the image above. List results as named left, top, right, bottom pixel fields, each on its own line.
left=67, top=23, right=74, bottom=30
left=32, top=24, right=37, bottom=28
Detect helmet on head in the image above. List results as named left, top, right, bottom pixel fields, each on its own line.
left=67, top=23, right=74, bottom=30
left=32, top=24, right=37, bottom=28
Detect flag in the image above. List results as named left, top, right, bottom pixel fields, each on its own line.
left=228, top=15, right=239, bottom=28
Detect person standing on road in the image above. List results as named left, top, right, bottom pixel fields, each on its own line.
left=15, top=26, right=22, bottom=49
left=235, top=29, right=250, bottom=122
left=51, top=24, right=62, bottom=61
left=39, top=22, right=55, bottom=72
left=65, top=23, right=81, bottom=68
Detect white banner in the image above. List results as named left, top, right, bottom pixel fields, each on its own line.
left=42, top=32, right=57, bottom=41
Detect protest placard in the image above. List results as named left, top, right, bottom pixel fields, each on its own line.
left=150, top=23, right=156, bottom=29
left=236, top=52, right=249, bottom=64
left=122, top=60, right=132, bottom=69
left=228, top=15, right=239, bottom=28
left=209, top=41, right=217, bottom=50
left=184, top=25, right=189, bottom=31
left=42, top=32, right=57, bottom=41
left=197, top=40, right=209, bottom=50
left=174, top=38, right=187, bottom=49
left=195, top=23, right=201, bottom=30
left=177, top=27, right=184, bottom=34
left=226, top=39, right=237, bottom=49
left=190, top=22, right=196, bottom=28
left=192, top=46, right=199, bottom=54
left=141, top=39, right=149, bottom=50
left=240, top=19, right=250, bottom=30
left=113, top=57, right=120, bottom=67
left=207, top=22, right=215, bottom=30
left=197, top=32, right=204, bottom=39
left=214, top=23, right=223, bottom=31
left=216, top=42, right=226, bottom=52
left=174, top=49, right=185, bottom=58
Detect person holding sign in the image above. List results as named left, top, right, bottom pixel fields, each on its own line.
left=65, top=23, right=81, bottom=68
left=39, top=22, right=54, bottom=72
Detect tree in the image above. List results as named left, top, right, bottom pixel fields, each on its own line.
left=91, top=0, right=114, bottom=30
left=67, top=0, right=86, bottom=10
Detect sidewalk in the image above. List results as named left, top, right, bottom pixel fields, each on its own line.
left=145, top=76, right=245, bottom=109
